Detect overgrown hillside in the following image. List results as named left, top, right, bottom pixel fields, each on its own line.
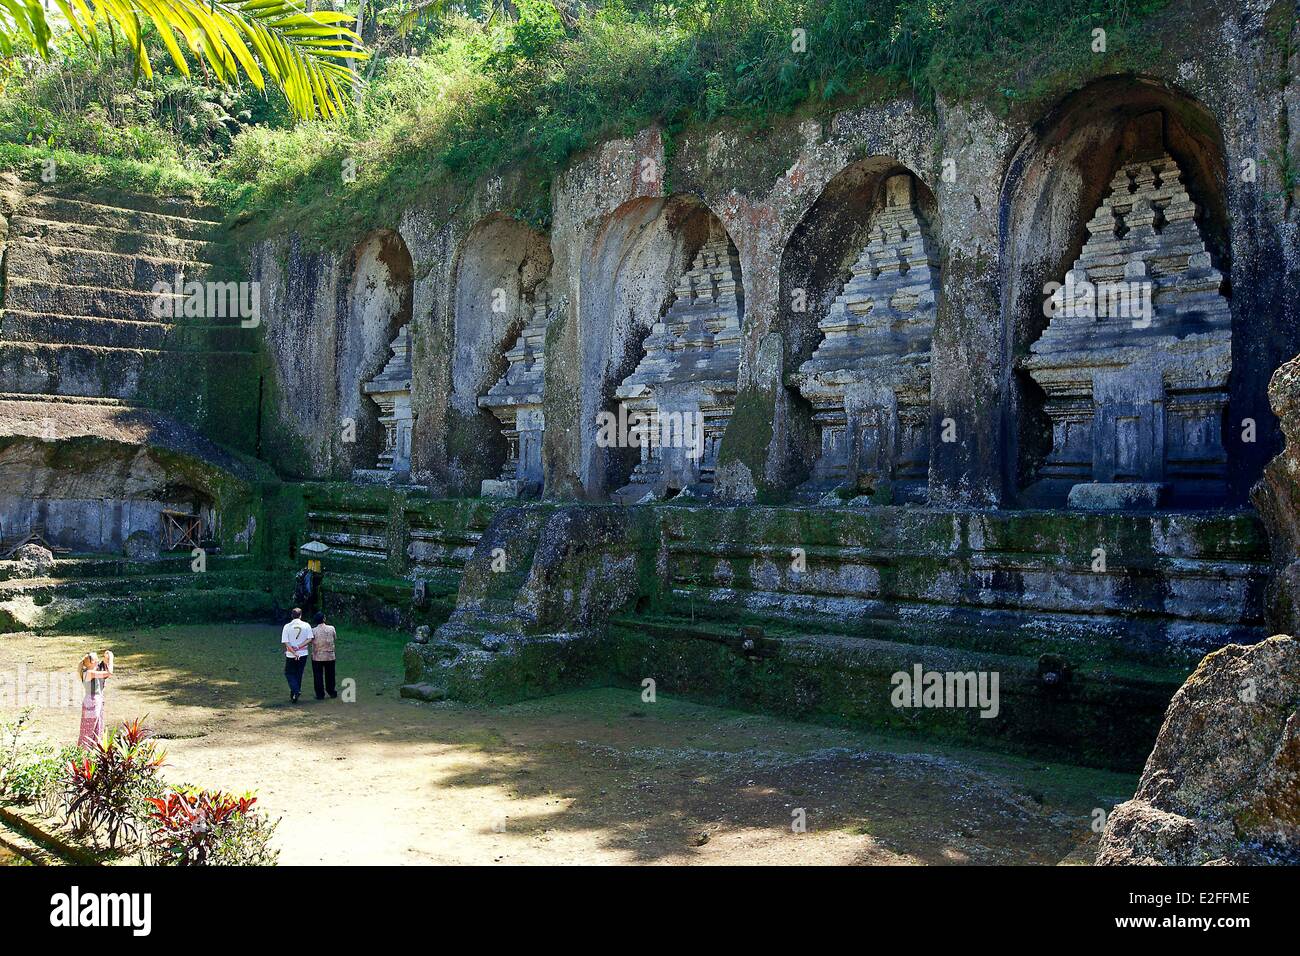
left=2, top=0, right=1237, bottom=247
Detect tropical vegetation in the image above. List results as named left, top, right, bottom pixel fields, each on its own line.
left=0, top=0, right=1192, bottom=240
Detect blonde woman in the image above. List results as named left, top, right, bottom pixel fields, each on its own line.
left=77, top=650, right=113, bottom=748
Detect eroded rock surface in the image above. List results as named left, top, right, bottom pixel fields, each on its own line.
left=10, top=543, right=55, bottom=578
left=1097, top=635, right=1300, bottom=865
left=1252, top=354, right=1300, bottom=633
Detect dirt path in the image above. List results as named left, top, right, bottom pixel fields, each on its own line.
left=0, top=624, right=1132, bottom=865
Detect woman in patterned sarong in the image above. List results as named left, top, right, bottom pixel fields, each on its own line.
left=77, top=651, right=113, bottom=748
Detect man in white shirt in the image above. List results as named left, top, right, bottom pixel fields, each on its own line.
left=280, top=607, right=314, bottom=703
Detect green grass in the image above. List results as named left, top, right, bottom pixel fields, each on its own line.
left=0, top=143, right=235, bottom=205
left=219, top=0, right=1181, bottom=249
left=0, top=0, right=1199, bottom=245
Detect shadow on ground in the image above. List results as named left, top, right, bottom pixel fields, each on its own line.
left=0, top=624, right=1135, bottom=865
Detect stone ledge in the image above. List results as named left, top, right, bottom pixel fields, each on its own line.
left=0, top=804, right=104, bottom=866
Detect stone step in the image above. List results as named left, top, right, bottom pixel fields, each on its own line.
left=1, top=310, right=253, bottom=351
left=8, top=214, right=221, bottom=263
left=5, top=277, right=185, bottom=322
left=0, top=391, right=134, bottom=406
left=663, top=547, right=1268, bottom=627
left=651, top=506, right=1269, bottom=665
left=0, top=554, right=251, bottom=583
left=0, top=341, right=254, bottom=399
left=5, top=238, right=214, bottom=291
left=0, top=570, right=267, bottom=600
left=659, top=582, right=1267, bottom=665
left=32, top=186, right=223, bottom=219
left=22, top=194, right=221, bottom=241
left=327, top=571, right=461, bottom=628
left=606, top=618, right=1186, bottom=770
left=0, top=341, right=147, bottom=398
left=0, top=586, right=275, bottom=633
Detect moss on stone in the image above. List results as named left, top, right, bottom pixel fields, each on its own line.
left=717, top=384, right=778, bottom=501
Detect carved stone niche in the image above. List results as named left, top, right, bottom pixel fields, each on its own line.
left=353, top=325, right=415, bottom=484
left=1022, top=112, right=1231, bottom=510
left=479, top=284, right=549, bottom=498
left=789, top=173, right=940, bottom=504
left=611, top=224, right=743, bottom=504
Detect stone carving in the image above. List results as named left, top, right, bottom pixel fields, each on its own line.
left=355, top=325, right=414, bottom=482
left=790, top=173, right=940, bottom=503
left=611, top=225, right=743, bottom=503
left=479, top=284, right=549, bottom=497
left=1023, top=113, right=1231, bottom=509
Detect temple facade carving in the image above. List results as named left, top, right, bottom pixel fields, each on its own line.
left=611, top=225, right=743, bottom=503
left=1022, top=113, right=1232, bottom=510
left=790, top=173, right=940, bottom=503
left=479, top=284, right=549, bottom=497
left=355, top=325, right=415, bottom=483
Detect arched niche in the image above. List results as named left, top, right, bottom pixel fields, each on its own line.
left=343, top=229, right=414, bottom=480
left=1001, top=76, right=1231, bottom=509
left=779, top=160, right=940, bottom=503
left=449, top=214, right=552, bottom=494
left=578, top=196, right=741, bottom=500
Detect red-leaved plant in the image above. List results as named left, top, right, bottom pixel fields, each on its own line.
left=61, top=717, right=166, bottom=850
left=143, top=787, right=279, bottom=866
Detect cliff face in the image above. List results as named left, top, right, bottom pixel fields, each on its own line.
left=0, top=173, right=264, bottom=554
left=243, top=2, right=1300, bottom=508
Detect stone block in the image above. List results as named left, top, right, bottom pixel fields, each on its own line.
left=1068, top=482, right=1167, bottom=511
left=480, top=478, right=521, bottom=498
left=399, top=682, right=446, bottom=702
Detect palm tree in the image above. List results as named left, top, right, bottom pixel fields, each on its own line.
left=0, top=0, right=367, bottom=119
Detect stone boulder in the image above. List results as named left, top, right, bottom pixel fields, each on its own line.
left=123, top=529, right=160, bottom=560
left=1096, top=636, right=1300, bottom=865
left=1251, top=354, right=1300, bottom=633
left=11, top=543, right=55, bottom=578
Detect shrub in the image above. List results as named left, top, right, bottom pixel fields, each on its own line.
left=0, top=709, right=33, bottom=796
left=3, top=747, right=83, bottom=810
left=142, top=788, right=280, bottom=866
left=60, top=717, right=166, bottom=850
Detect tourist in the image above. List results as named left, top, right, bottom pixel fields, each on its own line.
left=310, top=612, right=338, bottom=700
left=77, top=650, right=113, bottom=748
left=280, top=608, right=313, bottom=703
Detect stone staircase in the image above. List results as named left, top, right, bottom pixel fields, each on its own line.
left=0, top=189, right=255, bottom=405
left=298, top=483, right=503, bottom=629
left=0, top=553, right=275, bottom=634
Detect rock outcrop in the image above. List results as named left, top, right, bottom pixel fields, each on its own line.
left=10, top=543, right=55, bottom=578
left=1096, top=635, right=1300, bottom=865
left=400, top=504, right=640, bottom=703
left=1252, top=354, right=1300, bottom=634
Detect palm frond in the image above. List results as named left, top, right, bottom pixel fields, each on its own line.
left=394, top=0, right=454, bottom=37
left=0, top=0, right=367, bottom=119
